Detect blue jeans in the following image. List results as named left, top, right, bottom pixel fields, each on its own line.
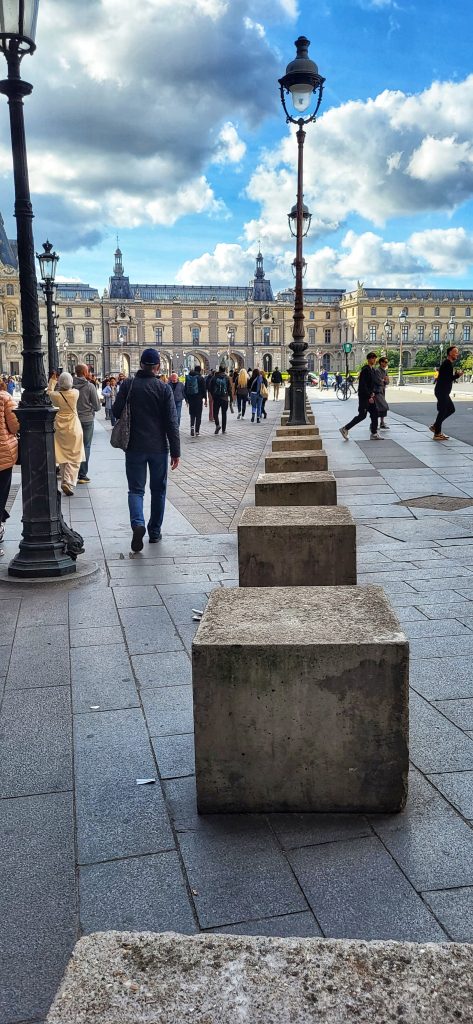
left=79, top=421, right=94, bottom=479
left=250, top=393, right=262, bottom=418
left=175, top=401, right=183, bottom=425
left=125, top=451, right=168, bottom=538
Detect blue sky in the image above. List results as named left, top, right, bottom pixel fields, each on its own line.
left=0, top=0, right=472, bottom=292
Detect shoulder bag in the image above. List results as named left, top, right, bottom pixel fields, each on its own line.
left=110, top=377, right=134, bottom=451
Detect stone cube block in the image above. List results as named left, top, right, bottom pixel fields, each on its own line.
left=255, top=471, right=337, bottom=508
left=276, top=425, right=319, bottom=436
left=193, top=586, right=409, bottom=813
left=238, top=506, right=356, bottom=587
left=271, top=437, right=323, bottom=452
left=265, top=450, right=328, bottom=473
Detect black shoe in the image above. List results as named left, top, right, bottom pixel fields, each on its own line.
left=190, top=427, right=194, bottom=436
left=263, top=412, right=267, bottom=419
left=215, top=425, right=220, bottom=434
left=131, top=525, right=146, bottom=552
left=251, top=415, right=255, bottom=422
left=222, top=429, right=226, bottom=434
left=148, top=532, right=162, bottom=543
left=257, top=418, right=261, bottom=423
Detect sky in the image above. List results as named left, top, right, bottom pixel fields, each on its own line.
left=0, top=0, right=472, bottom=293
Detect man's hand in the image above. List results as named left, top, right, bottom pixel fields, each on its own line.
left=368, top=394, right=375, bottom=404
left=457, top=369, right=464, bottom=377
left=170, top=457, right=180, bottom=470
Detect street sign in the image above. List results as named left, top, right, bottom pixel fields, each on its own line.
left=343, top=343, right=353, bottom=354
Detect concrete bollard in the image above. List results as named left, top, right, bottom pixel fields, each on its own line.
left=265, top=450, right=328, bottom=473
left=255, top=471, right=337, bottom=507
left=272, top=436, right=323, bottom=453
left=238, top=506, right=356, bottom=588
left=193, top=585, right=409, bottom=812
left=276, top=425, right=319, bottom=437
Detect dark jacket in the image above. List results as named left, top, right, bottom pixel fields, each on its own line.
left=271, top=369, right=283, bottom=384
left=170, top=380, right=186, bottom=404
left=357, top=364, right=377, bottom=403
left=73, top=375, right=101, bottom=423
left=112, top=370, right=180, bottom=458
left=184, top=371, right=206, bottom=401
left=209, top=372, right=231, bottom=401
left=435, top=358, right=461, bottom=398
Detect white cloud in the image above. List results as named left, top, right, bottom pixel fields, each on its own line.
left=244, top=75, right=473, bottom=245
left=213, top=123, right=247, bottom=165
left=176, top=243, right=256, bottom=284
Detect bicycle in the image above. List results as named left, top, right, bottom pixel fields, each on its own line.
left=335, top=381, right=355, bottom=401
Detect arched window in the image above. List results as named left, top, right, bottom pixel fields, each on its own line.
left=450, top=307, right=456, bottom=316
left=263, top=327, right=270, bottom=345
left=6, top=284, right=14, bottom=295
left=67, top=352, right=78, bottom=373
left=7, top=311, right=17, bottom=332
left=309, top=310, right=315, bottom=320
left=84, top=326, right=93, bottom=345
left=263, top=353, right=272, bottom=373
left=192, top=309, right=198, bottom=318
left=84, top=307, right=91, bottom=317
left=434, top=306, right=440, bottom=317
left=66, top=307, right=72, bottom=317
left=387, top=306, right=392, bottom=315
left=84, top=353, right=95, bottom=371
left=322, top=353, right=331, bottom=371
left=192, top=327, right=200, bottom=345
left=228, top=310, right=234, bottom=319
left=326, top=311, right=331, bottom=319
left=370, top=307, right=376, bottom=316
left=155, top=309, right=161, bottom=318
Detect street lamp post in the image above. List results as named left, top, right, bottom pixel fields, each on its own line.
left=37, top=239, right=59, bottom=376
left=279, top=36, right=325, bottom=425
left=397, top=311, right=407, bottom=386
left=0, top=4, right=76, bottom=577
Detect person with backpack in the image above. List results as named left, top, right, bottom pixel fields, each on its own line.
left=249, top=368, right=263, bottom=423
left=210, top=365, right=232, bottom=434
left=112, top=348, right=180, bottom=550
left=184, top=364, right=207, bottom=436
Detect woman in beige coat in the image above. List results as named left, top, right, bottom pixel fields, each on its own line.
left=0, top=379, right=19, bottom=548
left=48, top=372, right=85, bottom=496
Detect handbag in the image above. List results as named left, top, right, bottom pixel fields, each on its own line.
left=374, top=393, right=389, bottom=415
left=236, top=386, right=248, bottom=398
left=260, top=383, right=269, bottom=400
left=110, top=377, right=134, bottom=451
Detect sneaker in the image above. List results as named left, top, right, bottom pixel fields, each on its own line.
left=190, top=427, right=194, bottom=436
left=195, top=432, right=199, bottom=437
left=148, top=532, right=162, bottom=543
left=428, top=424, right=436, bottom=433
left=61, top=482, right=74, bottom=496
left=77, top=477, right=90, bottom=484
left=370, top=433, right=383, bottom=440
left=433, top=433, right=449, bottom=441
left=131, top=525, right=146, bottom=552
left=237, top=413, right=241, bottom=420
left=339, top=427, right=349, bottom=440
left=215, top=425, right=221, bottom=434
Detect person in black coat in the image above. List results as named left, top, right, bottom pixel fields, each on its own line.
left=169, top=372, right=186, bottom=426
left=340, top=352, right=381, bottom=440
left=184, top=365, right=207, bottom=437
left=112, top=348, right=180, bottom=551
left=431, top=346, right=463, bottom=440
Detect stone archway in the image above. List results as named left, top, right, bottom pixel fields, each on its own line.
left=183, top=350, right=209, bottom=373
left=263, top=353, right=272, bottom=373
left=229, top=350, right=244, bottom=370
left=160, top=351, right=173, bottom=375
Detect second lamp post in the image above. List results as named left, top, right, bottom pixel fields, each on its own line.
left=37, top=239, right=59, bottom=376
left=279, top=36, right=325, bottom=425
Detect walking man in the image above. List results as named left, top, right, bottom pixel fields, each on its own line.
left=184, top=364, right=207, bottom=436
left=112, top=348, right=180, bottom=552
left=73, top=363, right=101, bottom=484
left=340, top=352, right=381, bottom=441
left=271, top=366, right=283, bottom=400
left=210, top=365, right=232, bottom=434
left=169, top=372, right=186, bottom=426
left=430, top=345, right=463, bottom=440
left=375, top=356, right=390, bottom=430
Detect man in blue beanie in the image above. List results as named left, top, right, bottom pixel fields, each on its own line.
left=112, top=348, right=180, bottom=551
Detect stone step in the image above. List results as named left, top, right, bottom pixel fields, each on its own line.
left=272, top=437, right=323, bottom=452
left=255, top=471, right=337, bottom=507
left=265, top=451, right=328, bottom=473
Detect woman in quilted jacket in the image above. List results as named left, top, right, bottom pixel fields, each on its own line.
left=0, top=378, right=19, bottom=551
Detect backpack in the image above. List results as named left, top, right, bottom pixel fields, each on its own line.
left=213, top=375, right=228, bottom=399
left=186, top=374, right=199, bottom=396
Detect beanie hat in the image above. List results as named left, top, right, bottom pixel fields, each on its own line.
left=140, top=347, right=161, bottom=365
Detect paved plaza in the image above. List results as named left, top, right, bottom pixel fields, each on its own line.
left=1, top=390, right=473, bottom=1023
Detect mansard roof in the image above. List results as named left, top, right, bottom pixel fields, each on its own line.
left=277, top=288, right=344, bottom=304
left=108, top=249, right=275, bottom=303
left=361, top=288, right=473, bottom=301
left=56, top=283, right=100, bottom=300
left=0, top=215, right=17, bottom=269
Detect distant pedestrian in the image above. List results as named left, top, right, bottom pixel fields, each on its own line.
left=205, top=368, right=215, bottom=422
left=6, top=376, right=15, bottom=397
left=339, top=352, right=381, bottom=441
left=430, top=346, right=463, bottom=441
left=73, top=363, right=101, bottom=484
left=48, top=372, right=85, bottom=496
left=0, top=380, right=19, bottom=551
left=102, top=376, right=117, bottom=424
left=169, top=372, right=186, bottom=426
left=112, top=348, right=180, bottom=551
left=184, top=364, right=207, bottom=437
left=249, top=368, right=263, bottom=423
left=260, top=370, right=269, bottom=419
left=271, top=366, right=283, bottom=399
left=210, top=365, right=232, bottom=434
left=236, top=367, right=249, bottom=419
left=375, top=357, right=390, bottom=430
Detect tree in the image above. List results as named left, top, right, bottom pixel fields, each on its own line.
left=414, top=346, right=441, bottom=368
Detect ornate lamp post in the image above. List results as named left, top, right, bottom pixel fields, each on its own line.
left=0, top=3, right=76, bottom=577
left=37, top=239, right=59, bottom=375
left=279, top=36, right=325, bottom=425
left=397, top=311, right=407, bottom=386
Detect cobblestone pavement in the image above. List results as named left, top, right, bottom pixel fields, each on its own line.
left=1, top=392, right=473, bottom=1023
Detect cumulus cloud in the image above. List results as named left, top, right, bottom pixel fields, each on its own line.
left=176, top=243, right=257, bottom=285
left=244, top=75, right=473, bottom=245
left=0, top=0, right=283, bottom=250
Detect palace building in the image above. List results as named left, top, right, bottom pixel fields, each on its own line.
left=1, top=233, right=473, bottom=377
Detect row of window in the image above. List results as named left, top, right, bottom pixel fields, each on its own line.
left=369, top=306, right=471, bottom=318
left=65, top=326, right=94, bottom=343
left=369, top=324, right=471, bottom=343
